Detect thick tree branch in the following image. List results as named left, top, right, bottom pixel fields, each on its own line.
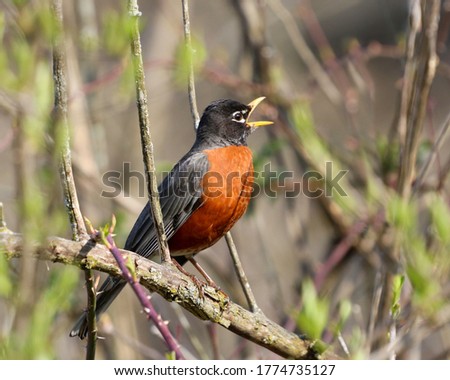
left=0, top=232, right=334, bottom=360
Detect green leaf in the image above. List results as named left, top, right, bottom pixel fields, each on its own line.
left=26, top=267, right=79, bottom=358
left=174, top=36, right=207, bottom=86
left=386, top=194, right=417, bottom=232
left=165, top=351, right=176, bottom=360
left=102, top=9, right=135, bottom=56
left=34, top=62, right=53, bottom=117
left=11, top=38, right=34, bottom=89
left=391, top=274, right=404, bottom=319
left=337, top=299, right=352, bottom=330
left=429, top=195, right=450, bottom=245
left=296, top=280, right=329, bottom=340
left=125, top=254, right=137, bottom=282
left=36, top=6, right=58, bottom=43
left=0, top=255, right=13, bottom=297
left=0, top=12, right=5, bottom=42
left=290, top=102, right=359, bottom=217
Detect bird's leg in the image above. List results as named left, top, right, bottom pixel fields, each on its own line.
left=171, top=258, right=207, bottom=297
left=171, top=256, right=224, bottom=298
left=187, top=257, right=218, bottom=289
left=188, top=258, right=229, bottom=298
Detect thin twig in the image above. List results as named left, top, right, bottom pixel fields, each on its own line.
left=436, top=153, right=450, bottom=190
left=181, top=0, right=200, bottom=128
left=397, top=0, right=441, bottom=198
left=50, top=0, right=96, bottom=360
left=267, top=0, right=342, bottom=105
left=314, top=220, right=367, bottom=291
left=388, top=316, right=397, bottom=360
left=50, top=0, right=86, bottom=240
left=366, top=270, right=384, bottom=353
left=89, top=217, right=185, bottom=360
left=127, top=0, right=171, bottom=263
left=0, top=203, right=8, bottom=232
left=83, top=268, right=97, bottom=359
left=207, top=323, right=220, bottom=360
left=225, top=232, right=260, bottom=313
left=412, top=111, right=450, bottom=196
left=0, top=89, right=20, bottom=115
left=171, top=305, right=209, bottom=359
left=386, top=0, right=441, bottom=354
left=337, top=332, right=350, bottom=357
left=298, top=0, right=354, bottom=110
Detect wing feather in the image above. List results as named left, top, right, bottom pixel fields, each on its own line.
left=124, top=152, right=208, bottom=259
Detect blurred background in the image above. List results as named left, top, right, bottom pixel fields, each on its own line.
left=1, top=0, right=450, bottom=359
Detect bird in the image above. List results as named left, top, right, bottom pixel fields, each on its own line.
left=70, top=97, right=272, bottom=339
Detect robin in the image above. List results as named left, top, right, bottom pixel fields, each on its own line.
left=70, top=97, right=272, bottom=339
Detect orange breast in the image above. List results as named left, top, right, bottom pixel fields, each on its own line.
left=169, top=146, right=254, bottom=255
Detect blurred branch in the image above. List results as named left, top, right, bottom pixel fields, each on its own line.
left=127, top=0, right=171, bottom=263
left=377, top=0, right=442, bottom=356
left=267, top=0, right=342, bottom=105
left=370, top=303, right=450, bottom=359
left=0, top=232, right=335, bottom=360
left=413, top=111, right=450, bottom=195
left=437, top=148, right=450, bottom=190
left=297, top=0, right=354, bottom=109
left=0, top=203, right=11, bottom=233
left=397, top=0, right=441, bottom=198
left=0, top=89, right=20, bottom=115
left=231, top=0, right=270, bottom=85
left=314, top=220, right=368, bottom=291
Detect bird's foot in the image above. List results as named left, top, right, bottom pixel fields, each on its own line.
left=171, top=258, right=207, bottom=298
left=186, top=257, right=229, bottom=297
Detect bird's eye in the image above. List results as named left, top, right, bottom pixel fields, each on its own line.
left=232, top=111, right=246, bottom=123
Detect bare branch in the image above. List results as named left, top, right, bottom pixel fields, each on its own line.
left=50, top=0, right=96, bottom=359
left=0, top=232, right=333, bottom=360
left=225, top=232, right=260, bottom=313
left=267, top=0, right=342, bottom=105
left=0, top=203, right=8, bottom=232
left=412, top=111, right=450, bottom=195
left=83, top=268, right=97, bottom=359
left=127, top=0, right=171, bottom=263
left=397, top=0, right=441, bottom=198
left=181, top=0, right=200, bottom=128
left=50, top=0, right=86, bottom=240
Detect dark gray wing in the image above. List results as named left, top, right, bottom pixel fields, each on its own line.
left=70, top=152, right=209, bottom=339
left=124, top=151, right=209, bottom=259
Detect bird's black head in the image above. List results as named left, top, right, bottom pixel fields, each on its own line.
left=194, top=98, right=272, bottom=148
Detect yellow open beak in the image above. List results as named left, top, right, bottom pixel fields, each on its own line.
left=246, top=97, right=273, bottom=128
